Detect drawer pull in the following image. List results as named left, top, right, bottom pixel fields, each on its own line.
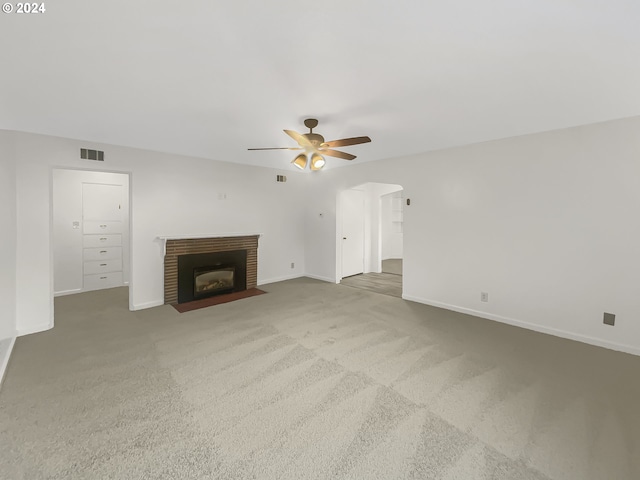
left=100, top=276, right=107, bottom=279
left=100, top=237, right=107, bottom=241
left=100, top=250, right=107, bottom=254
left=100, top=224, right=107, bottom=228
left=100, top=263, right=107, bottom=266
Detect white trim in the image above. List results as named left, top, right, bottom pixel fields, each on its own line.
left=402, top=294, right=640, bottom=357
left=130, top=299, right=165, bottom=311
left=305, top=274, right=338, bottom=284
left=54, top=288, right=83, bottom=297
left=157, top=233, right=263, bottom=240
left=257, top=273, right=304, bottom=286
left=55, top=283, right=128, bottom=297
left=17, top=322, right=52, bottom=337
left=0, top=336, right=16, bottom=390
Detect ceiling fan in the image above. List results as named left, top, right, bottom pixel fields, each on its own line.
left=248, top=119, right=371, bottom=171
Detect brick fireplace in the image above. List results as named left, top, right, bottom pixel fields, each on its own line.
left=163, top=235, right=258, bottom=304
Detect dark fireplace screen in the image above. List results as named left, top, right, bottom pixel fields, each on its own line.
left=193, top=266, right=235, bottom=298
left=176, top=249, right=247, bottom=304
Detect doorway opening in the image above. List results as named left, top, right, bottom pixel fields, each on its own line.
left=337, top=182, right=404, bottom=297
left=52, top=168, right=132, bottom=314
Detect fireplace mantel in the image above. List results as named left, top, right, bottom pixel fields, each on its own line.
left=157, top=233, right=262, bottom=240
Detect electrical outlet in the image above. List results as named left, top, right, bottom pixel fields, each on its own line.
left=290, top=262, right=295, bottom=269
left=603, top=312, right=615, bottom=326
left=481, top=292, right=489, bottom=302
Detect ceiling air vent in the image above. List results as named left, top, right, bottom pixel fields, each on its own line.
left=80, top=148, right=104, bottom=161
left=276, top=175, right=287, bottom=182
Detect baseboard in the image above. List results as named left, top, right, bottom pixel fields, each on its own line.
left=402, top=294, right=640, bottom=357
left=0, top=336, right=16, bottom=390
left=257, top=273, right=304, bottom=286
left=130, top=299, right=165, bottom=311
left=304, top=274, right=337, bottom=283
left=55, top=283, right=129, bottom=297
left=54, top=288, right=82, bottom=297
left=16, top=322, right=52, bottom=337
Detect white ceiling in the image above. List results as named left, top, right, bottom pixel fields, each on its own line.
left=2, top=0, right=639, bottom=170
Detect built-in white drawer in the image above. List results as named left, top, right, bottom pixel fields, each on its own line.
left=83, top=246, right=122, bottom=261
left=83, top=272, right=123, bottom=291
left=83, top=221, right=123, bottom=234
left=84, top=259, right=122, bottom=275
left=83, top=234, right=122, bottom=248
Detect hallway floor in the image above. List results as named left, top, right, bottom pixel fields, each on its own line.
left=341, top=259, right=403, bottom=298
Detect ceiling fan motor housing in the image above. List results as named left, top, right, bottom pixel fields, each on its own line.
left=303, top=133, right=325, bottom=148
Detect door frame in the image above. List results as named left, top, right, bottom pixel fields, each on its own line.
left=336, top=182, right=404, bottom=283
left=50, top=166, right=134, bottom=315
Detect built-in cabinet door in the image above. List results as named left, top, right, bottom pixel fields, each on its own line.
left=82, top=183, right=123, bottom=221
left=82, top=183, right=125, bottom=291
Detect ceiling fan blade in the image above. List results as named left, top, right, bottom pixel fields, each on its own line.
left=247, top=147, right=302, bottom=151
left=319, top=149, right=356, bottom=161
left=321, top=136, right=371, bottom=148
left=284, top=129, right=313, bottom=148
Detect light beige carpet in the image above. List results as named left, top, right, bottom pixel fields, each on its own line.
left=1, top=278, right=639, bottom=479
left=340, top=272, right=402, bottom=298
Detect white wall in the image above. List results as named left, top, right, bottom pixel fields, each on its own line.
left=53, top=169, right=130, bottom=295
left=6, top=116, right=640, bottom=356
left=380, top=189, right=404, bottom=261
left=0, top=132, right=17, bottom=339
left=5, top=130, right=307, bottom=335
left=305, top=116, right=640, bottom=355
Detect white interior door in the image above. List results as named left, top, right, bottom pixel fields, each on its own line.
left=341, top=189, right=365, bottom=278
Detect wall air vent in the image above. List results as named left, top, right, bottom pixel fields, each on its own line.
left=276, top=175, right=287, bottom=182
left=80, top=148, right=104, bottom=161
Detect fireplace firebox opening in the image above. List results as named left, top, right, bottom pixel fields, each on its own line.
left=177, top=249, right=247, bottom=304
left=193, top=265, right=235, bottom=298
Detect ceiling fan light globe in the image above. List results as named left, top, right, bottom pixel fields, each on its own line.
left=310, top=153, right=325, bottom=171
left=292, top=153, right=308, bottom=170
